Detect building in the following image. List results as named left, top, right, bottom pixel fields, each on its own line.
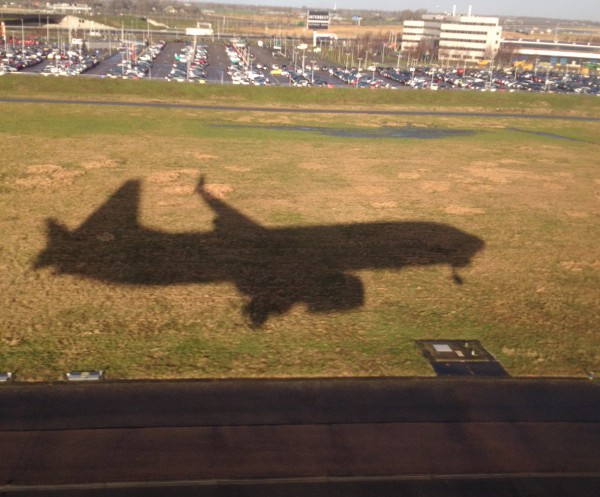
left=306, top=10, right=329, bottom=30
left=400, top=14, right=444, bottom=61
left=438, top=13, right=501, bottom=63
left=47, top=3, right=91, bottom=15
left=401, top=8, right=502, bottom=63
left=501, top=39, right=600, bottom=68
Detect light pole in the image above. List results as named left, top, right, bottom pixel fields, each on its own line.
left=310, top=59, right=316, bottom=83
left=345, top=52, right=350, bottom=71
left=20, top=19, right=25, bottom=54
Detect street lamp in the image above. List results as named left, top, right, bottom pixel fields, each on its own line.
left=345, top=52, right=350, bottom=71
left=21, top=19, right=25, bottom=54
left=310, top=59, right=316, bottom=83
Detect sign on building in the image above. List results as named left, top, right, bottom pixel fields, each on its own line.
left=307, top=10, right=330, bottom=30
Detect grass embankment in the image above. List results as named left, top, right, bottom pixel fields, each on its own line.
left=2, top=76, right=600, bottom=117
left=0, top=80, right=599, bottom=381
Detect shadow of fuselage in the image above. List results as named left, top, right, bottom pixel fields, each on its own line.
left=35, top=178, right=485, bottom=326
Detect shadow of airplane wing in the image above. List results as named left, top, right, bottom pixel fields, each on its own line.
left=196, top=176, right=266, bottom=235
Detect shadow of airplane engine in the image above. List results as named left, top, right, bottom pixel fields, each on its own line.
left=35, top=177, right=485, bottom=326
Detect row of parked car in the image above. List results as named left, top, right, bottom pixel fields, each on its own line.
left=1, top=44, right=102, bottom=77
left=328, top=67, right=390, bottom=88
left=0, top=46, right=47, bottom=74
left=165, top=44, right=207, bottom=82
left=106, top=40, right=167, bottom=80
left=41, top=51, right=100, bottom=77
left=225, top=44, right=274, bottom=86
left=375, top=66, right=600, bottom=94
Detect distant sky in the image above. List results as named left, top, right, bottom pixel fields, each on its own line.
left=204, top=1, right=599, bottom=22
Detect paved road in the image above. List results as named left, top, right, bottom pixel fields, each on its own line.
left=1, top=378, right=598, bottom=496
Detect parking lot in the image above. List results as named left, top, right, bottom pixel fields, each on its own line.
left=2, top=38, right=599, bottom=94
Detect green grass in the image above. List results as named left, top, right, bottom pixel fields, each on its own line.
left=2, top=76, right=600, bottom=116
left=1, top=78, right=599, bottom=380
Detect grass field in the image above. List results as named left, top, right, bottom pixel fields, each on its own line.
left=1, top=78, right=599, bottom=380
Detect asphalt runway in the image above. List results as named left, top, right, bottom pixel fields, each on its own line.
left=1, top=378, right=599, bottom=496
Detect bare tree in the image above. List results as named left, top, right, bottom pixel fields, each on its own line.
left=495, top=43, right=517, bottom=67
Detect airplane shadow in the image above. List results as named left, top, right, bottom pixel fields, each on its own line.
left=35, top=177, right=485, bottom=326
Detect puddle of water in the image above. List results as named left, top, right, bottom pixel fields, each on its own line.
left=509, top=128, right=581, bottom=142
left=212, top=124, right=476, bottom=139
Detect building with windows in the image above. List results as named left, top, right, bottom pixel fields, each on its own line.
left=400, top=14, right=444, bottom=61
left=501, top=39, right=600, bottom=68
left=46, top=3, right=91, bottom=15
left=401, top=9, right=502, bottom=63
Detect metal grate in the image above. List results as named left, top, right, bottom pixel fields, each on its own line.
left=416, top=340, right=509, bottom=377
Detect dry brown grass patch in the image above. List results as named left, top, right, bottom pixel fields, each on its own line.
left=561, top=260, right=600, bottom=272
left=16, top=164, right=85, bottom=189
left=444, top=205, right=485, bottom=216
left=189, top=153, right=219, bottom=161
left=466, top=164, right=552, bottom=184
left=298, top=162, right=326, bottom=171
left=82, top=159, right=118, bottom=170
left=565, top=211, right=589, bottom=218
left=203, top=183, right=234, bottom=199
left=420, top=181, right=450, bottom=193
left=397, top=172, right=421, bottom=180
left=225, top=165, right=252, bottom=173
left=371, top=201, right=398, bottom=209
